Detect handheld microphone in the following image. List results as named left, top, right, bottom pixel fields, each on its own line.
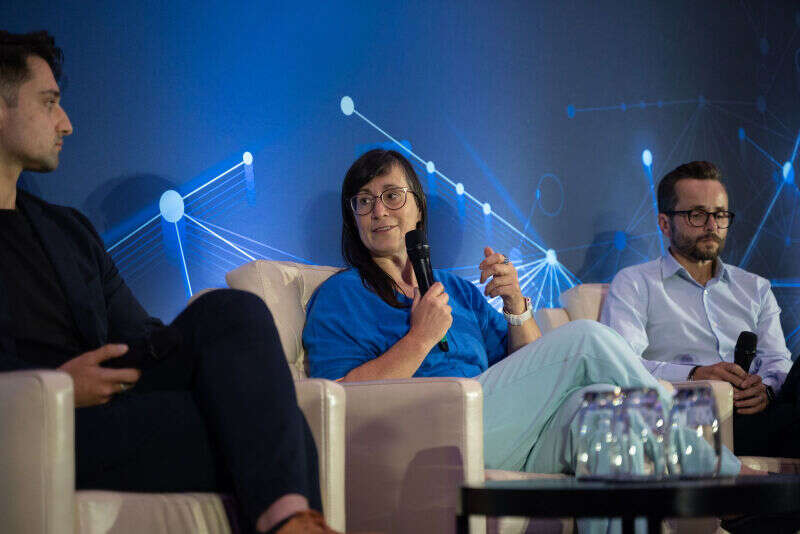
left=405, top=228, right=449, bottom=352
left=734, top=331, right=757, bottom=373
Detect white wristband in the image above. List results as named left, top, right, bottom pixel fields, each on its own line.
left=503, top=297, right=532, bottom=326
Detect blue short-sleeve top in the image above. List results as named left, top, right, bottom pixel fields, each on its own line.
left=303, top=268, right=509, bottom=380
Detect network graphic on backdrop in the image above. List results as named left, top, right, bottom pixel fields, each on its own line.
left=104, top=6, right=799, bottom=354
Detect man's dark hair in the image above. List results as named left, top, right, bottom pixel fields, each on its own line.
left=341, top=149, right=427, bottom=309
left=657, top=161, right=724, bottom=213
left=0, top=30, right=63, bottom=107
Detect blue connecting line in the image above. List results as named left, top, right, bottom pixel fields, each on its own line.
left=174, top=223, right=193, bottom=297
left=184, top=214, right=256, bottom=261
left=740, top=180, right=786, bottom=268
left=349, top=102, right=549, bottom=255
left=195, top=218, right=311, bottom=263
left=744, top=136, right=782, bottom=168
left=183, top=162, right=244, bottom=200
left=108, top=214, right=161, bottom=252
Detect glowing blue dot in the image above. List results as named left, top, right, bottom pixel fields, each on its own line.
left=787, top=236, right=793, bottom=248
left=242, top=151, right=253, bottom=165
left=536, top=188, right=541, bottom=200
left=657, top=100, right=663, bottom=108
left=566, top=105, right=576, bottom=118
left=698, top=95, right=706, bottom=107
left=738, top=127, right=746, bottom=140
left=545, top=249, right=557, bottom=265
left=620, top=102, right=627, bottom=111
left=340, top=96, right=355, bottom=116
left=642, top=149, right=653, bottom=167
left=783, top=162, right=794, bottom=183
left=456, top=183, right=464, bottom=195
left=426, top=161, right=435, bottom=174
left=482, top=202, right=491, bottom=215
left=756, top=96, right=766, bottom=114
left=759, top=37, right=769, bottom=56
left=614, top=231, right=627, bottom=251
left=159, top=190, right=184, bottom=223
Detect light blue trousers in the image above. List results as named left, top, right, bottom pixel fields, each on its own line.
left=476, top=320, right=739, bottom=533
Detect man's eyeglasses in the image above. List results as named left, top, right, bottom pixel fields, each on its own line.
left=349, top=187, right=415, bottom=215
left=665, top=209, right=735, bottom=229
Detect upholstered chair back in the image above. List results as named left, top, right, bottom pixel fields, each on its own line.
left=559, top=283, right=609, bottom=320
left=226, top=260, right=342, bottom=379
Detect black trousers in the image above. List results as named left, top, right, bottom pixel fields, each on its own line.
left=734, top=356, right=800, bottom=458
left=75, top=289, right=321, bottom=531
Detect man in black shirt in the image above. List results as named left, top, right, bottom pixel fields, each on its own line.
left=0, top=31, right=338, bottom=534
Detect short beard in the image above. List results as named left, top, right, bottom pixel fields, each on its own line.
left=669, top=221, right=725, bottom=262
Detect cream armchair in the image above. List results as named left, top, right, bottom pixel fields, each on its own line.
left=226, top=261, right=756, bottom=534
left=0, top=365, right=345, bottom=534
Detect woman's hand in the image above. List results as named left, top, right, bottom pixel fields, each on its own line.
left=479, top=247, right=525, bottom=314
left=409, top=282, right=452, bottom=349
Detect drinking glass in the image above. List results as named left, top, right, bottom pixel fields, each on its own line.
left=665, top=385, right=722, bottom=478
left=616, top=388, right=667, bottom=480
left=574, top=388, right=623, bottom=480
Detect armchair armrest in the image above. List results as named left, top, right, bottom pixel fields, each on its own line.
left=342, top=377, right=483, bottom=534
left=671, top=379, right=733, bottom=451
left=0, top=370, right=75, bottom=534
left=294, top=378, right=346, bottom=532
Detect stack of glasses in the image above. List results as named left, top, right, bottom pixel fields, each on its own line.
left=575, top=386, right=722, bottom=480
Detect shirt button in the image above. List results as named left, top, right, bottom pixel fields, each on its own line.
left=703, top=289, right=709, bottom=295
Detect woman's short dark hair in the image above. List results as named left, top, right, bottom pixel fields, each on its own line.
left=657, top=161, right=724, bottom=213
left=0, top=30, right=63, bottom=107
left=341, top=149, right=428, bottom=308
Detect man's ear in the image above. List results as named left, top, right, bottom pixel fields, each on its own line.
left=657, top=213, right=671, bottom=238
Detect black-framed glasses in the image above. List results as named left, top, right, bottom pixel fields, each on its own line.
left=349, top=186, right=414, bottom=215
left=665, top=209, right=735, bottom=229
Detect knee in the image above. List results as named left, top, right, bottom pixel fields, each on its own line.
left=564, top=319, right=615, bottom=341
left=562, top=320, right=632, bottom=358
left=192, top=289, right=275, bottom=325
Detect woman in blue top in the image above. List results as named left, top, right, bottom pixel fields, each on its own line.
left=304, top=149, right=749, bottom=479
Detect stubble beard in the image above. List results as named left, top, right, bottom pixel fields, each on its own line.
left=669, top=221, right=725, bottom=262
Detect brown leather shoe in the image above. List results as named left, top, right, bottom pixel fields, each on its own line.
left=275, top=509, right=342, bottom=534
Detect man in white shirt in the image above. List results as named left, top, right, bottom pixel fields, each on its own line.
left=601, top=161, right=798, bottom=456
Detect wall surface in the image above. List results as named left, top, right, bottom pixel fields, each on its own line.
left=6, top=1, right=800, bottom=355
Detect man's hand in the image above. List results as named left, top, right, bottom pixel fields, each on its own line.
left=691, top=362, right=748, bottom=387
left=733, top=373, right=769, bottom=415
left=58, top=344, right=141, bottom=407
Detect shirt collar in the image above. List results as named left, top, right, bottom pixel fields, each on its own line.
left=660, top=251, right=731, bottom=284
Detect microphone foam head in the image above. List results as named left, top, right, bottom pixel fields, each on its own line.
left=405, top=229, right=427, bottom=251
left=736, top=331, right=757, bottom=351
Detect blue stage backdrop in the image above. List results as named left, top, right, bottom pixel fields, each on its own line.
left=7, top=1, right=800, bottom=356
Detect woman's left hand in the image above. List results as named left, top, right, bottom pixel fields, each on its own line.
left=479, top=247, right=526, bottom=314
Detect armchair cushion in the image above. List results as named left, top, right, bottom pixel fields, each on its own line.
left=226, top=261, right=341, bottom=379
left=558, top=283, right=608, bottom=322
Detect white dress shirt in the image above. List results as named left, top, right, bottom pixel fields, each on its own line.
left=600, top=252, right=793, bottom=393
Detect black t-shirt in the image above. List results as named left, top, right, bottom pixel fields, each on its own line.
left=0, top=208, right=84, bottom=367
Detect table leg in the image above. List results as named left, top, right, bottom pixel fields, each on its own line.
left=455, top=513, right=469, bottom=534
left=648, top=516, right=662, bottom=533
left=622, top=517, right=635, bottom=534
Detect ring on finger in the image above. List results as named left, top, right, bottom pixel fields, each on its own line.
left=118, top=382, right=131, bottom=393
left=501, top=255, right=510, bottom=265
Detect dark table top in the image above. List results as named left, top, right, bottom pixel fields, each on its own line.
left=461, top=474, right=800, bottom=519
